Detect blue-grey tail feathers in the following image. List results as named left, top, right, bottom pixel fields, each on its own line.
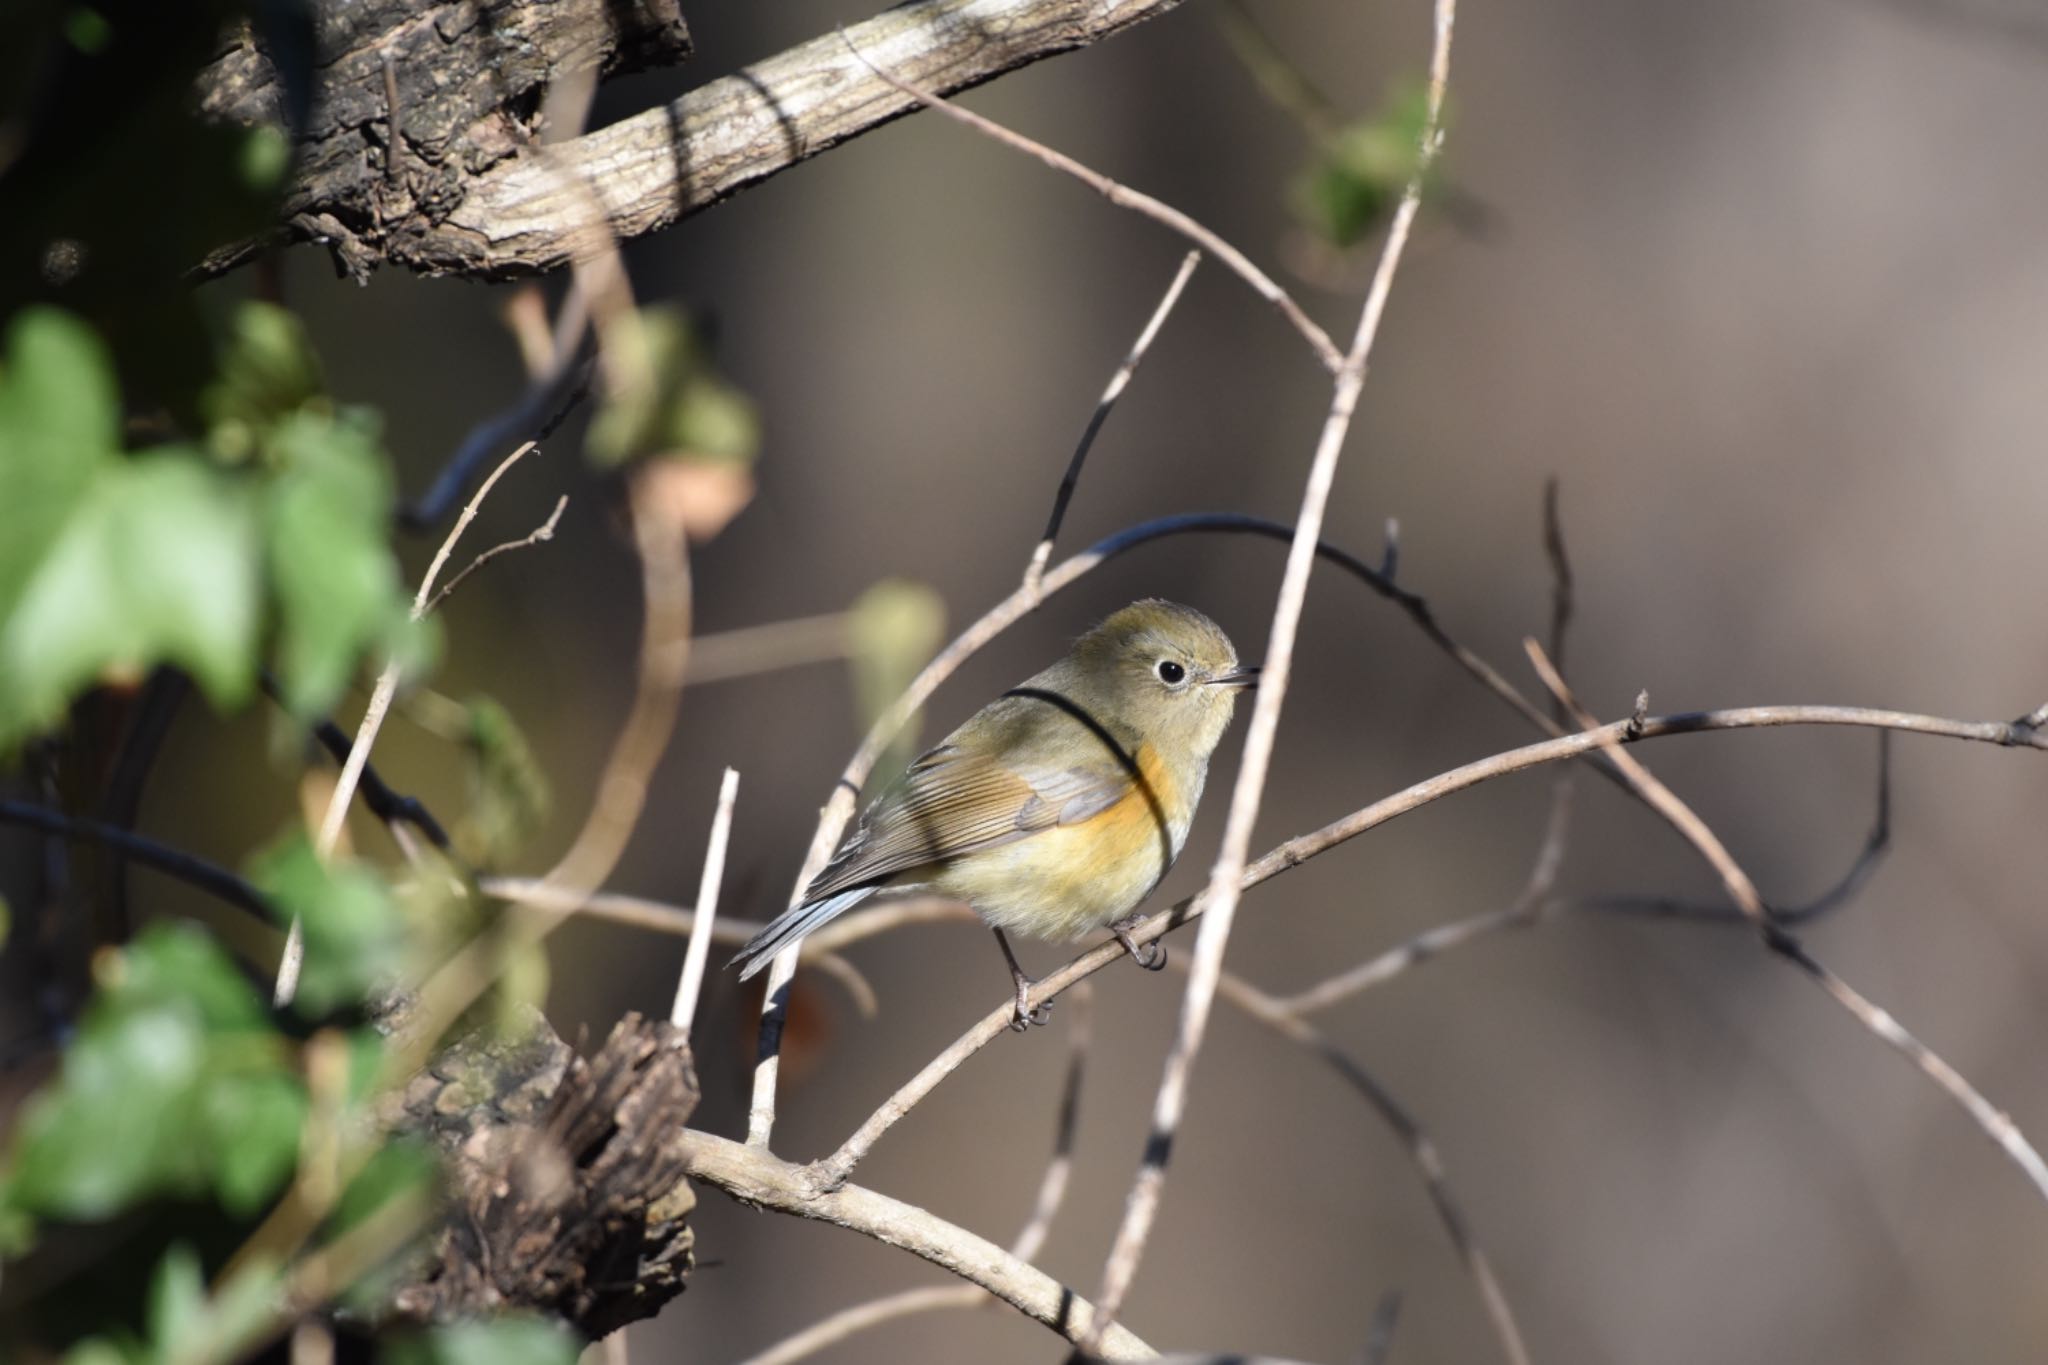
left=730, top=886, right=880, bottom=980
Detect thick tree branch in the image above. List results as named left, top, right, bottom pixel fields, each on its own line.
left=203, top=0, right=1199, bottom=279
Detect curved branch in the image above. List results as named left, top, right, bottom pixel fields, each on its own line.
left=681, top=1129, right=1156, bottom=1359
left=376, top=0, right=1197, bottom=277
left=811, top=702, right=2046, bottom=1188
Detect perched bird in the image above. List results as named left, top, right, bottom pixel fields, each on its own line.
left=731, top=599, right=1257, bottom=1029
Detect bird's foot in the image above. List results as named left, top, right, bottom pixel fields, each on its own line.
left=1009, top=982, right=1054, bottom=1032
left=1111, top=916, right=1167, bottom=971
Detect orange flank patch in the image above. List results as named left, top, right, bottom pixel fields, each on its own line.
left=933, top=742, right=1195, bottom=941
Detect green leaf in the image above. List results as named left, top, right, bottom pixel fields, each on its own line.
left=204, top=1072, right=306, bottom=1214
left=263, top=408, right=412, bottom=716
left=250, top=832, right=405, bottom=1015
left=458, top=695, right=550, bottom=863
left=385, top=1317, right=581, bottom=1365
left=0, top=925, right=297, bottom=1223
left=146, top=1244, right=208, bottom=1363
left=0, top=893, right=10, bottom=950
left=847, top=579, right=945, bottom=772
left=63, top=1341, right=135, bottom=1365
left=1294, top=84, right=1435, bottom=248
left=144, top=1246, right=282, bottom=1365
left=0, top=451, right=261, bottom=748
left=585, top=307, right=758, bottom=469
left=204, top=301, right=328, bottom=464
left=0, top=308, right=119, bottom=620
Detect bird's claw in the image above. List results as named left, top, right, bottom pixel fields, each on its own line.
left=1113, top=925, right=1167, bottom=972
left=1009, top=996, right=1054, bottom=1032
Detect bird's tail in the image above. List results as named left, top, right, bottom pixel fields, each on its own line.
left=730, top=886, right=879, bottom=980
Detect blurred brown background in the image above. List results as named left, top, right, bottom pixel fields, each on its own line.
left=146, top=0, right=2048, bottom=1359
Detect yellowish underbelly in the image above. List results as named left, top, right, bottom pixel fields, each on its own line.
left=930, top=744, right=1197, bottom=940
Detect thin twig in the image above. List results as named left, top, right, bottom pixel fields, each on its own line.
left=400, top=356, right=592, bottom=529
left=478, top=876, right=881, bottom=1017
left=1360, top=1290, right=1404, bottom=1365
left=404, top=470, right=692, bottom=1063
left=1085, top=0, right=1457, bottom=1343
left=276, top=439, right=541, bottom=1006
left=1540, top=478, right=1573, bottom=693
left=1577, top=731, right=1890, bottom=927
left=0, top=801, right=273, bottom=922
left=811, top=700, right=2044, bottom=1189
left=846, top=37, right=1344, bottom=374
left=1011, top=979, right=1092, bottom=1262
left=735, top=983, right=1095, bottom=1365
left=1212, top=973, right=1529, bottom=1365
left=424, top=494, right=569, bottom=614
left=1278, top=775, right=1570, bottom=1017
left=1024, top=250, right=1203, bottom=595
left=671, top=768, right=740, bottom=1037
left=680, top=1129, right=1156, bottom=1359
left=1523, top=641, right=2048, bottom=1204
left=735, top=1286, right=984, bottom=1365
left=748, top=505, right=1542, bottom=1143
left=685, top=611, right=851, bottom=685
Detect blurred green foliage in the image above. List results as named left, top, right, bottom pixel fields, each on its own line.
left=0, top=303, right=421, bottom=749
left=385, top=1316, right=581, bottom=1365
left=848, top=580, right=947, bottom=776
left=585, top=307, right=759, bottom=470
left=0, top=925, right=305, bottom=1238
left=250, top=834, right=407, bottom=1017
left=460, top=696, right=552, bottom=865
left=1295, top=85, right=1437, bottom=248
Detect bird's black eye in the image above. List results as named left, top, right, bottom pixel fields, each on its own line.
left=1156, top=659, right=1186, bottom=685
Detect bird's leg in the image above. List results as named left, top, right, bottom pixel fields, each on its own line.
left=1109, top=912, right=1167, bottom=971
left=993, top=928, right=1053, bottom=1031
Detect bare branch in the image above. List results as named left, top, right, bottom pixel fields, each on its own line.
left=734, top=983, right=1094, bottom=1365
left=333, top=0, right=1207, bottom=278
left=680, top=1129, right=1155, bottom=1359
left=848, top=40, right=1343, bottom=373
left=1362, top=1290, right=1405, bottom=1365
left=734, top=1286, right=984, bottom=1365
left=1523, top=642, right=2048, bottom=1205
left=1578, top=731, right=1890, bottom=926
left=1085, top=0, right=1458, bottom=1341
left=425, top=494, right=569, bottom=615
left=812, top=700, right=2045, bottom=1189
left=479, top=877, right=881, bottom=1017
left=685, top=612, right=852, bottom=685
left=277, top=437, right=541, bottom=1006
left=1025, top=250, right=1203, bottom=595
left=0, top=800, right=272, bottom=923
left=671, top=768, right=741, bottom=1038
left=1277, top=776, right=1571, bottom=1017
left=1212, top=973, right=1530, bottom=1365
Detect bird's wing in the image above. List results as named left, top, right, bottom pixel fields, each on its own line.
left=802, top=703, right=1134, bottom=904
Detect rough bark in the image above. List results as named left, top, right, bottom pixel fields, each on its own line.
left=195, top=0, right=1189, bottom=280
left=196, top=0, right=694, bottom=280
left=385, top=1011, right=699, bottom=1337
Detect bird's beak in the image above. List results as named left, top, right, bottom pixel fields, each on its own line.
left=1207, top=666, right=1261, bottom=691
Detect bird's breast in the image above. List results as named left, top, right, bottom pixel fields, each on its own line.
left=935, top=742, right=1201, bottom=939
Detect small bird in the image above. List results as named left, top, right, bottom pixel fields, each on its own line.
left=732, top=599, right=1257, bottom=1029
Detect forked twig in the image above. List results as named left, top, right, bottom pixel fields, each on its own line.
left=845, top=34, right=1345, bottom=374
left=1523, top=641, right=2048, bottom=1204
left=276, top=438, right=541, bottom=1006
left=1025, top=250, right=1203, bottom=595
left=1213, top=972, right=1530, bottom=1365
left=808, top=701, right=2044, bottom=1191
left=1084, top=0, right=1458, bottom=1343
